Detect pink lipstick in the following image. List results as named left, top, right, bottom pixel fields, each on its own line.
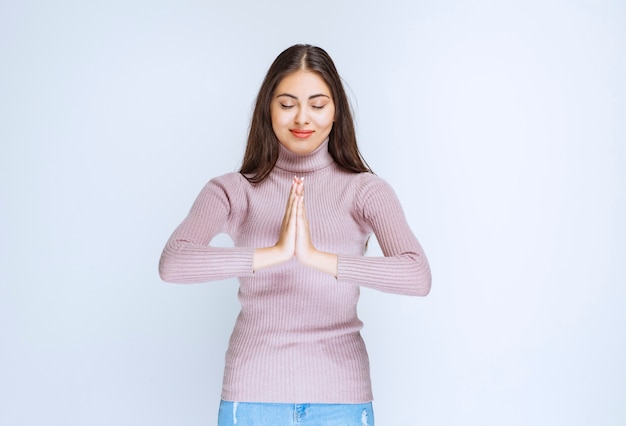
left=290, top=129, right=314, bottom=139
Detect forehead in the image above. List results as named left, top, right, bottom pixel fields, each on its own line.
left=275, top=70, right=332, bottom=96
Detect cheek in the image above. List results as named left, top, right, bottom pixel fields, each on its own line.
left=319, top=110, right=335, bottom=128
left=271, top=109, right=291, bottom=128
left=270, top=111, right=281, bottom=131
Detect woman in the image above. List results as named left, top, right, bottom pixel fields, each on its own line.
left=159, top=44, right=431, bottom=426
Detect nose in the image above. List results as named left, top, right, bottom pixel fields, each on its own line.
left=294, top=107, right=310, bottom=125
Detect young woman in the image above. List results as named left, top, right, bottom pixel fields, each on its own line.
left=159, top=44, right=431, bottom=426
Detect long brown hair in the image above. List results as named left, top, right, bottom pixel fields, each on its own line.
left=240, top=44, right=372, bottom=183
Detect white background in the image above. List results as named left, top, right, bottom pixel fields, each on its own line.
left=1, top=0, right=624, bottom=425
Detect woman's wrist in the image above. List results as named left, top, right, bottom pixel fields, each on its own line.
left=299, top=249, right=338, bottom=278
left=253, top=245, right=292, bottom=272
left=253, top=246, right=338, bottom=277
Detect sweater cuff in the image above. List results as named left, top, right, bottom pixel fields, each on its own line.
left=159, top=245, right=256, bottom=283
left=336, top=253, right=367, bottom=285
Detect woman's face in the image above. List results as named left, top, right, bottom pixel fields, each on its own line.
left=270, top=70, right=335, bottom=155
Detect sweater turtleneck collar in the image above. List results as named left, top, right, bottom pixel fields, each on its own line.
left=274, top=139, right=334, bottom=174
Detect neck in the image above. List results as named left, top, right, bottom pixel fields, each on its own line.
left=274, top=139, right=334, bottom=174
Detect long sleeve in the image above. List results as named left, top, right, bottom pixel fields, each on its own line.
left=158, top=142, right=430, bottom=404
left=158, top=174, right=255, bottom=283
left=336, top=176, right=431, bottom=296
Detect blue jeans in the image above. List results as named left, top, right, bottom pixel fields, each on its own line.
left=217, top=400, right=374, bottom=425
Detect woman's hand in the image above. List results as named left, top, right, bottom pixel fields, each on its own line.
left=275, top=176, right=300, bottom=258
left=253, top=177, right=337, bottom=277
left=252, top=177, right=300, bottom=271
left=293, top=179, right=314, bottom=262
left=294, top=178, right=338, bottom=277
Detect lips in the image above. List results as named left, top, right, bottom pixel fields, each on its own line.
left=289, top=129, right=314, bottom=139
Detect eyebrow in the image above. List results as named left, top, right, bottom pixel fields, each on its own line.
left=275, top=93, right=331, bottom=100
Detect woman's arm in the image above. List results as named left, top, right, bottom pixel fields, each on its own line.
left=158, top=175, right=254, bottom=283
left=337, top=177, right=431, bottom=296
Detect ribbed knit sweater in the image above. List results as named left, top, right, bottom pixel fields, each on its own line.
left=159, top=141, right=431, bottom=403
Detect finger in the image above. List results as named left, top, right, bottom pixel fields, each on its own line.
left=295, top=195, right=312, bottom=257
left=282, top=178, right=299, bottom=226
left=287, top=177, right=298, bottom=205
left=296, top=195, right=308, bottom=231
left=295, top=176, right=304, bottom=197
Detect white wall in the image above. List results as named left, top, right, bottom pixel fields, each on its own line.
left=1, top=1, right=624, bottom=425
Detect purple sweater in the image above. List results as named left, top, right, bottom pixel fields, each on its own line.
left=159, top=141, right=431, bottom=403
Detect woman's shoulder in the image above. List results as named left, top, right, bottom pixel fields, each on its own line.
left=335, top=171, right=398, bottom=214
left=196, top=172, right=248, bottom=200
left=209, top=171, right=247, bottom=187
left=344, top=170, right=394, bottom=194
